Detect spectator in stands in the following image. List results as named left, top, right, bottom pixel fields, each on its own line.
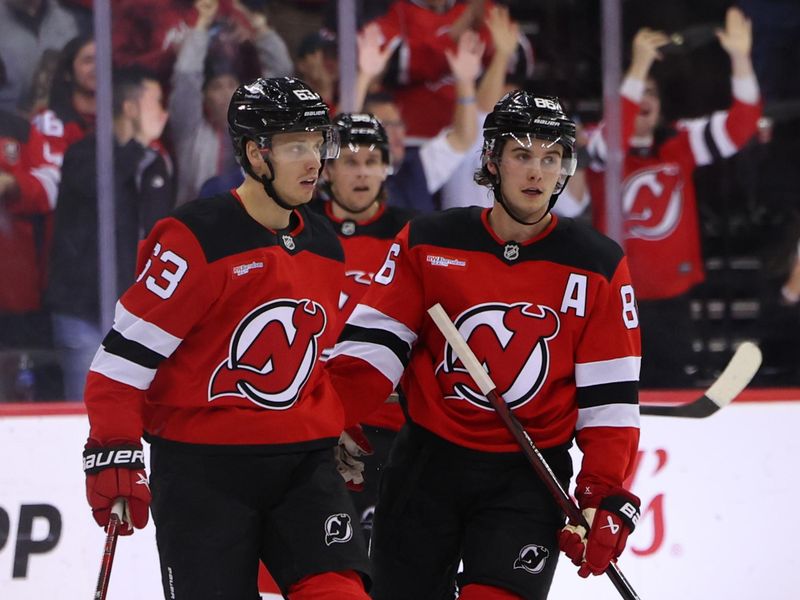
left=170, top=0, right=292, bottom=205
left=32, top=34, right=96, bottom=169
left=0, top=0, right=79, bottom=112
left=0, top=108, right=61, bottom=347
left=46, top=67, right=173, bottom=400
left=585, top=7, right=762, bottom=386
left=357, top=25, right=483, bottom=212
left=440, top=4, right=520, bottom=210
left=364, top=0, right=497, bottom=144
left=111, top=0, right=257, bottom=86
left=294, top=28, right=339, bottom=110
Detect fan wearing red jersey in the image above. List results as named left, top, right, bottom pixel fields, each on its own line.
left=325, top=91, right=641, bottom=599
left=314, top=112, right=415, bottom=531
left=585, top=7, right=762, bottom=386
left=81, top=77, right=371, bottom=600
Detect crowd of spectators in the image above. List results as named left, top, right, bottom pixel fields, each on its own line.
left=0, top=0, right=797, bottom=400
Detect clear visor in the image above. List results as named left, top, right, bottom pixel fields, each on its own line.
left=331, top=143, right=392, bottom=177
left=261, top=128, right=341, bottom=164
left=493, top=133, right=577, bottom=193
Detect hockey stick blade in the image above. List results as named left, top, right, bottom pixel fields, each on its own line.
left=427, top=304, right=642, bottom=600
left=640, top=341, right=762, bottom=418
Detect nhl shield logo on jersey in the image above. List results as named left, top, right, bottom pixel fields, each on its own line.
left=436, top=303, right=560, bottom=411
left=281, top=235, right=296, bottom=250
left=513, top=544, right=550, bottom=574
left=503, top=243, right=520, bottom=261
left=324, top=513, right=353, bottom=546
left=208, top=299, right=326, bottom=409
left=623, top=164, right=684, bottom=241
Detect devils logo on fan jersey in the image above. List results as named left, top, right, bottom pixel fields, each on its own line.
left=436, top=303, right=560, bottom=411
left=623, top=164, right=684, bottom=241
left=209, top=299, right=327, bottom=409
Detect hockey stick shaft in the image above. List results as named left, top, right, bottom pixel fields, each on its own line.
left=639, top=341, right=762, bottom=418
left=94, top=498, right=125, bottom=600
left=428, top=304, right=641, bottom=600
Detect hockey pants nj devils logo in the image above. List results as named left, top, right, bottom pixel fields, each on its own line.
left=209, top=299, right=326, bottom=409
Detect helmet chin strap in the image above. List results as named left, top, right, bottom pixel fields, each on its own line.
left=257, top=156, right=296, bottom=212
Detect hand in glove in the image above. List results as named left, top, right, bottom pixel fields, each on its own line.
left=334, top=425, right=374, bottom=492
left=83, top=441, right=151, bottom=535
left=558, top=487, right=640, bottom=577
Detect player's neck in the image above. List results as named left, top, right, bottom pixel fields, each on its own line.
left=330, top=199, right=380, bottom=222
left=237, top=177, right=293, bottom=230
left=488, top=204, right=552, bottom=242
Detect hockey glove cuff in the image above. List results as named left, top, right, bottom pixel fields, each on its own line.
left=558, top=487, right=640, bottom=577
left=335, top=426, right=374, bottom=492
left=83, top=442, right=151, bottom=535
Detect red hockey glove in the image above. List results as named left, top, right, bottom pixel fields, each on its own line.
left=334, top=425, right=374, bottom=492
left=558, top=488, right=640, bottom=577
left=83, top=442, right=151, bottom=536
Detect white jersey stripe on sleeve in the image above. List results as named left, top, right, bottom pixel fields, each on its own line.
left=576, top=403, right=640, bottom=430
left=89, top=347, right=157, bottom=390
left=328, top=340, right=405, bottom=387
left=30, top=165, right=61, bottom=209
left=710, top=110, right=737, bottom=158
left=682, top=117, right=713, bottom=166
left=575, top=356, right=641, bottom=387
left=114, top=301, right=182, bottom=358
left=347, top=304, right=418, bottom=346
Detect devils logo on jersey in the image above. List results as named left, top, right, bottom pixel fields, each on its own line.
left=209, top=299, right=327, bottom=409
left=623, top=164, right=684, bottom=241
left=436, top=302, right=560, bottom=411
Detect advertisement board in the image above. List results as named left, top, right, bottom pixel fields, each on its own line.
left=1, top=397, right=798, bottom=599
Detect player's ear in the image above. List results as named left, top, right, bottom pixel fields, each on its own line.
left=487, top=159, right=498, bottom=176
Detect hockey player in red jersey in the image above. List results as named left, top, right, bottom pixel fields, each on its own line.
left=80, top=77, right=371, bottom=599
left=586, top=7, right=762, bottom=386
left=314, top=112, right=415, bottom=533
left=325, top=91, right=642, bottom=599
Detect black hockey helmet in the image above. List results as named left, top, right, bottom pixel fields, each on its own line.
left=478, top=90, right=577, bottom=207
left=333, top=112, right=390, bottom=165
left=227, top=76, right=339, bottom=167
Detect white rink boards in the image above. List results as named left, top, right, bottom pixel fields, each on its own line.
left=0, top=399, right=798, bottom=599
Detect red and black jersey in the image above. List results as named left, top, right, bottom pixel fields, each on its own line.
left=368, top=0, right=495, bottom=141
left=0, top=110, right=60, bottom=312
left=587, top=92, right=762, bottom=300
left=84, top=191, right=348, bottom=452
left=326, top=207, right=641, bottom=498
left=315, top=200, right=414, bottom=430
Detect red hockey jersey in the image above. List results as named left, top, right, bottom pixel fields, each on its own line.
left=587, top=92, right=761, bottom=300
left=326, top=208, right=641, bottom=496
left=317, top=200, right=414, bottom=430
left=84, top=192, right=348, bottom=451
left=368, top=0, right=494, bottom=141
left=0, top=112, right=60, bottom=312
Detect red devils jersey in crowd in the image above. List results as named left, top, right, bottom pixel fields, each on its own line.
left=327, top=208, right=641, bottom=494
left=84, top=191, right=348, bottom=450
left=586, top=93, right=761, bottom=300
left=31, top=105, right=92, bottom=177
left=0, top=110, right=60, bottom=312
left=368, top=0, right=495, bottom=141
left=315, top=200, right=414, bottom=430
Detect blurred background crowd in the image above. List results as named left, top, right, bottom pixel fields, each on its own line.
left=0, top=0, right=798, bottom=401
